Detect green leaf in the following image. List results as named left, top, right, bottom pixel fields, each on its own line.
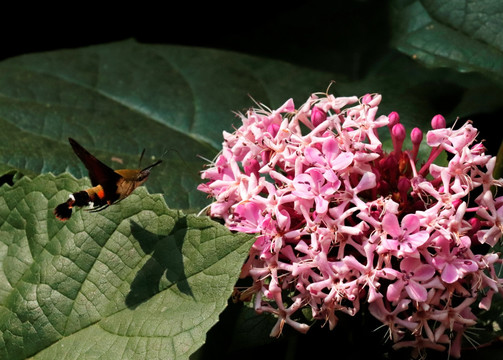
left=0, top=40, right=333, bottom=212
left=0, top=174, right=254, bottom=360
left=391, top=0, right=503, bottom=83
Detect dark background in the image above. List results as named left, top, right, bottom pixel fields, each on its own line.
left=0, top=2, right=386, bottom=73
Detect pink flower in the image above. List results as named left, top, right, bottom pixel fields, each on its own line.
left=431, top=236, right=478, bottom=284
left=311, top=106, right=327, bottom=127
left=228, top=201, right=268, bottom=233
left=368, top=297, right=416, bottom=342
left=198, top=89, right=503, bottom=358
left=387, top=258, right=436, bottom=302
left=476, top=191, right=503, bottom=246
left=292, top=168, right=340, bottom=215
left=304, top=137, right=354, bottom=172
left=380, top=213, right=430, bottom=256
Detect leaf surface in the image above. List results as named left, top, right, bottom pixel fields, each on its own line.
left=0, top=174, right=253, bottom=359
left=391, top=0, right=503, bottom=83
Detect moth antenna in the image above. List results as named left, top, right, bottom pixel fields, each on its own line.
left=138, top=148, right=146, bottom=168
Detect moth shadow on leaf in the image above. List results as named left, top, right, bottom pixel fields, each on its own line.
left=126, top=217, right=193, bottom=308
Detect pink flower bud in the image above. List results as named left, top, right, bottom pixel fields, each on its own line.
left=267, top=123, right=279, bottom=137
left=410, top=128, right=423, bottom=162
left=388, top=111, right=400, bottom=128
left=261, top=150, right=271, bottom=164
left=392, top=123, right=406, bottom=141
left=362, top=93, right=372, bottom=104
left=397, top=177, right=410, bottom=193
left=410, top=127, right=423, bottom=163
left=431, top=114, right=446, bottom=129
left=311, top=106, right=327, bottom=127
left=397, top=177, right=411, bottom=200
left=367, top=94, right=382, bottom=107
left=244, top=158, right=260, bottom=176
left=468, top=217, right=481, bottom=233
left=471, top=143, right=486, bottom=155
left=392, top=123, right=406, bottom=154
left=378, top=179, right=390, bottom=194
left=452, top=199, right=463, bottom=208
left=411, top=127, right=423, bottom=145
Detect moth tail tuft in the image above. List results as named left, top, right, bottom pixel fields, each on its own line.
left=54, top=202, right=73, bottom=221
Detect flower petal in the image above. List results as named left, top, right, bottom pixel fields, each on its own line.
left=404, top=231, right=430, bottom=250
left=401, top=214, right=420, bottom=234
left=405, top=280, right=428, bottom=302
left=441, top=263, right=459, bottom=284
left=332, top=152, right=354, bottom=171
left=382, top=213, right=402, bottom=238
left=412, top=264, right=436, bottom=281
left=387, top=279, right=404, bottom=302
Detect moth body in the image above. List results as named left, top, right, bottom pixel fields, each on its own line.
left=54, top=138, right=161, bottom=221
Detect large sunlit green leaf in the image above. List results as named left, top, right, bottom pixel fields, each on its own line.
left=0, top=174, right=254, bottom=359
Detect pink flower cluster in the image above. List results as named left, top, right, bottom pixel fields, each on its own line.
left=197, top=91, right=503, bottom=357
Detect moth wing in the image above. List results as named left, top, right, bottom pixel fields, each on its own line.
left=68, top=138, right=122, bottom=192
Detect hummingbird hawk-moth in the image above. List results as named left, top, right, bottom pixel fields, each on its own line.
left=54, top=138, right=161, bottom=221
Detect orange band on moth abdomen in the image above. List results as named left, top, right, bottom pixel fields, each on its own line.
left=86, top=185, right=106, bottom=202
left=96, top=187, right=106, bottom=199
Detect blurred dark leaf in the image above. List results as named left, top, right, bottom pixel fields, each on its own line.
left=391, top=0, right=503, bottom=83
